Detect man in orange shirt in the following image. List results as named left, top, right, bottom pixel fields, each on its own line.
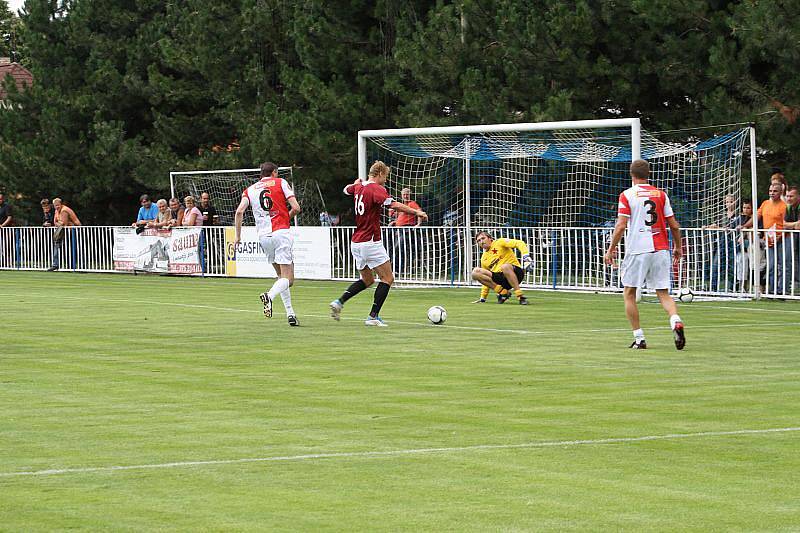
left=388, top=187, right=423, bottom=273
left=742, top=182, right=787, bottom=294
left=49, top=198, right=82, bottom=271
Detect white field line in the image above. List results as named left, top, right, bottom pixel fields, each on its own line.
left=10, top=293, right=800, bottom=336
left=2, top=427, right=798, bottom=479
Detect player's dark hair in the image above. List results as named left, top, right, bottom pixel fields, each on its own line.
left=475, top=231, right=492, bottom=241
left=788, top=186, right=799, bottom=194
left=630, top=159, right=650, bottom=179
left=140, top=194, right=150, bottom=202
left=742, top=199, right=752, bottom=206
left=260, top=162, right=278, bottom=177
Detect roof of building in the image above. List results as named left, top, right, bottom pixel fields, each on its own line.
left=0, top=60, right=33, bottom=99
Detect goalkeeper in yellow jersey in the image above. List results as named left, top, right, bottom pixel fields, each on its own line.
left=471, top=231, right=533, bottom=305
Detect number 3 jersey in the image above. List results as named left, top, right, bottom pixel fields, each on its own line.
left=617, top=184, right=675, bottom=255
left=243, top=177, right=295, bottom=237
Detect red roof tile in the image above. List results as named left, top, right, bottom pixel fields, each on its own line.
left=0, top=62, right=34, bottom=99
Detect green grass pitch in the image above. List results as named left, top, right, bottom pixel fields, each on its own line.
left=2, top=271, right=800, bottom=530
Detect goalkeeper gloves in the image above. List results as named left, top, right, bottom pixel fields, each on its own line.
left=522, top=253, right=534, bottom=272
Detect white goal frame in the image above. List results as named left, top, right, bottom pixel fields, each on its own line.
left=358, top=118, right=643, bottom=282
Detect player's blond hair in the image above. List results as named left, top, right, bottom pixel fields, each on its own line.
left=630, top=159, right=650, bottom=180
left=368, top=160, right=390, bottom=178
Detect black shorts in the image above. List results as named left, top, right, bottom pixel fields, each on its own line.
left=491, top=266, right=525, bottom=289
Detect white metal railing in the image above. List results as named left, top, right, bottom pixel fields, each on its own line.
left=2, top=226, right=798, bottom=300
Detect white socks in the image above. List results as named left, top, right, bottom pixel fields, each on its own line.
left=267, top=277, right=290, bottom=300
left=280, top=289, right=295, bottom=316
left=267, top=278, right=295, bottom=316
left=670, top=314, right=682, bottom=330
left=633, top=328, right=645, bottom=341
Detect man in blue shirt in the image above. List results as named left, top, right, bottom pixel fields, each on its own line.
left=132, top=194, right=159, bottom=232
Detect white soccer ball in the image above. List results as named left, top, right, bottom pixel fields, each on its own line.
left=427, top=305, right=447, bottom=325
left=678, top=287, right=694, bottom=303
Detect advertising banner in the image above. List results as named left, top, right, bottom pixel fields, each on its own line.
left=113, top=227, right=202, bottom=274
left=225, top=227, right=331, bottom=279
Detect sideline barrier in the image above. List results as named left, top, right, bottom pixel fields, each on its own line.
left=1, top=226, right=798, bottom=300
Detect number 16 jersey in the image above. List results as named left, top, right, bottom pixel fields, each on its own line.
left=617, top=184, right=674, bottom=255
left=243, top=177, right=295, bottom=237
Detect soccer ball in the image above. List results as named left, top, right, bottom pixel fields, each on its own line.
left=678, top=287, right=694, bottom=303
left=427, top=305, right=447, bottom=325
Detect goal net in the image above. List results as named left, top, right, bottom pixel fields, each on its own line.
left=357, top=120, right=752, bottom=295
left=169, top=167, right=326, bottom=227
left=359, top=123, right=749, bottom=230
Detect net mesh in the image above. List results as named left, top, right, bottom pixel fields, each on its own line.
left=366, top=127, right=749, bottom=228
left=169, top=167, right=330, bottom=226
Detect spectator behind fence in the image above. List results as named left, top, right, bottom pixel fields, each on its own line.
left=735, top=200, right=756, bottom=291
left=0, top=193, right=13, bottom=227
left=704, top=193, right=740, bottom=291
left=784, top=186, right=800, bottom=289
left=742, top=182, right=787, bottom=294
left=147, top=199, right=174, bottom=229
left=182, top=196, right=204, bottom=226
left=168, top=198, right=185, bottom=226
left=41, top=198, right=55, bottom=226
left=388, top=188, right=423, bottom=227
left=49, top=198, right=81, bottom=271
left=133, top=194, right=159, bottom=231
left=771, top=171, right=788, bottom=203
left=199, top=192, right=218, bottom=226
left=388, top=187, right=423, bottom=274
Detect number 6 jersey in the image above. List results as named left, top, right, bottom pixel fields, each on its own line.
left=617, top=184, right=675, bottom=255
left=243, top=177, right=295, bottom=237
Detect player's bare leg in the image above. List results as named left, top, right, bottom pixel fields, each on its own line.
left=624, top=286, right=646, bottom=349
left=471, top=267, right=510, bottom=302
left=365, top=261, right=393, bottom=326
left=330, top=268, right=375, bottom=321
left=656, top=288, right=685, bottom=350
left=500, top=263, right=528, bottom=305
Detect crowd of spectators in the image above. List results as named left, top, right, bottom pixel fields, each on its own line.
left=129, top=192, right=218, bottom=231
left=736, top=170, right=800, bottom=294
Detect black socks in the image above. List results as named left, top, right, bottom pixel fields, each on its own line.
left=370, top=282, right=391, bottom=318
left=340, top=279, right=368, bottom=304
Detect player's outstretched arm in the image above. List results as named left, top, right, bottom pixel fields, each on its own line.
left=604, top=216, right=628, bottom=266
left=667, top=216, right=682, bottom=264
left=233, top=196, right=249, bottom=246
left=288, top=196, right=301, bottom=219
left=389, top=201, right=427, bottom=221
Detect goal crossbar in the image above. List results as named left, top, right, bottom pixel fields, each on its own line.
left=358, top=118, right=642, bottom=180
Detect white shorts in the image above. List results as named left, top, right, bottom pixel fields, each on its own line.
left=259, top=229, right=294, bottom=265
left=621, top=250, right=671, bottom=289
left=351, top=240, right=390, bottom=270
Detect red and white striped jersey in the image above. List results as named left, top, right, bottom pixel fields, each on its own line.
left=617, top=184, right=674, bottom=255
left=243, top=177, right=295, bottom=237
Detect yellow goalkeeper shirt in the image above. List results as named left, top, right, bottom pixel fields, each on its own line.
left=478, top=238, right=529, bottom=299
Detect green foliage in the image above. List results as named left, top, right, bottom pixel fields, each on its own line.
left=0, top=0, right=798, bottom=224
